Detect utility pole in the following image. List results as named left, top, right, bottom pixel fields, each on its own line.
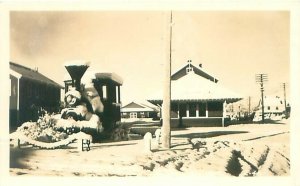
left=255, top=74, right=268, bottom=124
left=161, top=11, right=172, bottom=149
left=282, top=83, right=287, bottom=116
left=248, top=96, right=251, bottom=114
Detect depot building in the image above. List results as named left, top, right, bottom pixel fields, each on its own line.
left=148, top=61, right=243, bottom=128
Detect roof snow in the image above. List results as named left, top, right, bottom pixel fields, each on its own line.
left=148, top=71, right=242, bottom=103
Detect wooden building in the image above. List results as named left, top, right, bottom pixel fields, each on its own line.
left=9, top=62, right=63, bottom=132
left=121, top=101, right=159, bottom=119
left=253, top=96, right=288, bottom=122
left=148, top=61, right=242, bottom=127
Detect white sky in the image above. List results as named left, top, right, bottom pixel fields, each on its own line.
left=10, top=11, right=290, bottom=105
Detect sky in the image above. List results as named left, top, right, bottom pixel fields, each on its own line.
left=10, top=11, right=290, bottom=105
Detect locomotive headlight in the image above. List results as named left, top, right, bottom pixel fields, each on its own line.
left=66, top=95, right=72, bottom=103
left=70, top=97, right=77, bottom=105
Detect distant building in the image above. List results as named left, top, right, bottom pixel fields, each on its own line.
left=148, top=60, right=242, bottom=127
left=253, top=96, right=288, bottom=122
left=9, top=62, right=63, bottom=132
left=121, top=101, right=159, bottom=119
left=264, top=96, right=285, bottom=114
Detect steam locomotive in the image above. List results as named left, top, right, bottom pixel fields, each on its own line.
left=62, top=64, right=123, bottom=140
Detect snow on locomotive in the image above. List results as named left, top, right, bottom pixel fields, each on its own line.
left=58, top=61, right=124, bottom=141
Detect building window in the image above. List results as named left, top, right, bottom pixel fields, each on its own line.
left=171, top=103, right=179, bottom=118
left=171, top=103, right=178, bottom=112
left=102, top=85, right=107, bottom=99
left=130, top=112, right=137, bottom=118
left=199, top=103, right=206, bottom=117
left=140, top=112, right=145, bottom=118
left=207, top=102, right=223, bottom=117
left=267, top=106, right=270, bottom=110
left=189, top=103, right=197, bottom=117
left=12, top=84, right=17, bottom=96
left=27, top=82, right=32, bottom=96
left=186, top=66, right=193, bottom=73
left=207, top=102, right=223, bottom=111
left=276, top=106, right=279, bottom=110
left=116, top=86, right=119, bottom=103
left=179, top=103, right=187, bottom=117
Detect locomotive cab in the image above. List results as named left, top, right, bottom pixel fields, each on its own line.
left=93, top=73, right=123, bottom=131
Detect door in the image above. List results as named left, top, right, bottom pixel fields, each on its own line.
left=9, top=75, right=18, bottom=132
left=130, top=112, right=137, bottom=118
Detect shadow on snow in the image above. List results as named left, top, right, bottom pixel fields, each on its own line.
left=10, top=148, right=34, bottom=169
left=91, top=142, right=138, bottom=149
left=171, top=131, right=249, bottom=139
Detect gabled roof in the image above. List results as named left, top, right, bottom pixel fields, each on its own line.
left=10, top=62, right=63, bottom=88
left=148, top=71, right=242, bottom=104
left=121, top=101, right=159, bottom=113
left=264, top=96, right=284, bottom=107
left=122, top=102, right=145, bottom=109
left=171, top=62, right=218, bottom=83
left=258, top=96, right=285, bottom=113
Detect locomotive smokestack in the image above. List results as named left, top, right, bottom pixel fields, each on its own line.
left=65, top=62, right=90, bottom=91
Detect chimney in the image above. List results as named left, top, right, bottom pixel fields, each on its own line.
left=199, top=64, right=202, bottom=68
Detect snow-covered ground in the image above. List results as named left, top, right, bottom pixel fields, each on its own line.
left=9, top=119, right=290, bottom=177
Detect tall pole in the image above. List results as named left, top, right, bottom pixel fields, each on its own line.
left=248, top=96, right=251, bottom=114
left=256, top=74, right=268, bottom=124
left=283, top=83, right=287, bottom=116
left=161, top=11, right=172, bottom=149
left=261, top=82, right=265, bottom=124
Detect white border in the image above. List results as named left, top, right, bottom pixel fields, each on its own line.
left=1, top=1, right=299, bottom=186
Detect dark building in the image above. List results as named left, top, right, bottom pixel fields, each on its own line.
left=9, top=62, right=63, bottom=132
